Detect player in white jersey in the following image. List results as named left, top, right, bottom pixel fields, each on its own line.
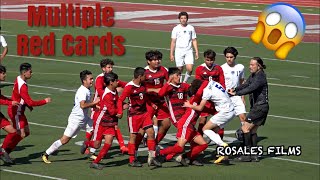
left=42, top=70, right=100, bottom=164
left=0, top=27, right=8, bottom=62
left=221, top=47, right=246, bottom=125
left=170, top=12, right=199, bottom=83
left=184, top=79, right=234, bottom=164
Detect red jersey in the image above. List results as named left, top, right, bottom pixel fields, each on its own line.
left=195, top=63, right=226, bottom=89
left=8, top=76, right=47, bottom=115
left=117, top=81, right=148, bottom=116
left=98, top=87, right=118, bottom=127
left=0, top=89, right=11, bottom=106
left=144, top=66, right=168, bottom=104
left=159, top=83, right=190, bottom=125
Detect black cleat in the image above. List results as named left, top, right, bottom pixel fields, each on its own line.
left=128, top=160, right=143, bottom=167
left=175, top=155, right=189, bottom=167
left=251, top=155, right=260, bottom=162
left=190, top=159, right=203, bottom=166
left=150, top=157, right=162, bottom=167
left=233, top=155, right=252, bottom=162
left=89, top=162, right=104, bottom=170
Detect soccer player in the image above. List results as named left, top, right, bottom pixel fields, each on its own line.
left=0, top=65, right=19, bottom=164
left=117, top=67, right=161, bottom=167
left=144, top=50, right=170, bottom=144
left=184, top=79, right=235, bottom=164
left=195, top=49, right=225, bottom=138
left=90, top=59, right=127, bottom=155
left=221, top=47, right=246, bottom=125
left=7, top=63, right=51, bottom=155
left=170, top=12, right=199, bottom=83
left=0, top=27, right=8, bottom=62
left=81, top=72, right=121, bottom=170
left=42, top=70, right=99, bottom=164
left=229, top=57, right=269, bottom=162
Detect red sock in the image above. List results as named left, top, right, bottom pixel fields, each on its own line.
left=135, top=134, right=143, bottom=150
left=165, top=153, right=175, bottom=161
left=6, top=134, right=23, bottom=154
left=85, top=141, right=95, bottom=148
left=160, top=144, right=184, bottom=156
left=1, top=132, right=18, bottom=150
left=186, top=144, right=208, bottom=161
left=155, top=132, right=165, bottom=144
left=93, top=143, right=111, bottom=163
left=128, top=143, right=136, bottom=163
left=198, top=123, right=205, bottom=135
left=147, top=139, right=156, bottom=151
left=85, top=131, right=93, bottom=141
left=218, top=128, right=224, bottom=139
left=115, top=128, right=125, bottom=147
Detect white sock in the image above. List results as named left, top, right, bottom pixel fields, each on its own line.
left=183, top=72, right=191, bottom=83
left=203, top=130, right=225, bottom=146
left=45, top=140, right=63, bottom=155
left=153, top=125, right=158, bottom=138
left=144, top=133, right=148, bottom=139
left=89, top=148, right=96, bottom=154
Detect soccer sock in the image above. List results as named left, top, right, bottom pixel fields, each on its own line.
left=218, top=128, right=224, bottom=139
left=128, top=143, right=136, bottom=163
left=85, top=141, right=95, bottom=148
left=1, top=132, right=18, bottom=151
left=153, top=125, right=158, bottom=138
left=45, top=140, right=63, bottom=155
left=93, top=143, right=111, bottom=163
left=135, top=134, right=143, bottom=150
left=85, top=131, right=93, bottom=141
left=251, top=133, right=258, bottom=147
left=203, top=130, right=225, bottom=146
left=165, top=153, right=176, bottom=161
left=155, top=132, right=165, bottom=144
left=197, top=123, right=205, bottom=135
left=115, top=128, right=125, bottom=148
left=183, top=72, right=191, bottom=83
left=186, top=144, right=208, bottom=161
left=243, top=132, right=252, bottom=148
left=6, top=134, right=23, bottom=154
left=147, top=139, right=156, bottom=157
left=160, top=144, right=184, bottom=156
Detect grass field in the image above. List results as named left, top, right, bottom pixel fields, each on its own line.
left=0, top=0, right=319, bottom=179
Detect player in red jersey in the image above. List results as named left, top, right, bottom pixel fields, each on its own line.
left=117, top=67, right=161, bottom=167
left=81, top=72, right=122, bottom=170
left=0, top=65, right=19, bottom=164
left=144, top=50, right=171, bottom=144
left=195, top=49, right=225, bottom=139
left=7, top=63, right=51, bottom=156
left=90, top=59, right=127, bottom=155
left=157, top=80, right=209, bottom=166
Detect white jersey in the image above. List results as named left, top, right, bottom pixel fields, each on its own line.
left=0, top=35, right=7, bottom=47
left=171, top=24, right=196, bottom=50
left=221, top=63, right=245, bottom=90
left=69, top=85, right=91, bottom=120
left=202, top=81, right=234, bottom=112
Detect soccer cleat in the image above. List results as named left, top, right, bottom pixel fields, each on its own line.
left=120, top=146, right=128, bottom=154
left=190, top=159, right=203, bottom=166
left=214, top=155, right=229, bottom=165
left=148, top=157, right=162, bottom=167
left=175, top=155, right=189, bottom=167
left=80, top=142, right=87, bottom=154
left=88, top=153, right=97, bottom=160
left=41, top=153, right=51, bottom=164
left=89, top=162, right=104, bottom=170
left=233, top=155, right=251, bottom=162
left=128, top=160, right=143, bottom=167
left=251, top=155, right=260, bottom=162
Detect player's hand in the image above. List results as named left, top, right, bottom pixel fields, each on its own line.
left=11, top=101, right=19, bottom=106
left=116, top=114, right=123, bottom=119
left=95, top=105, right=100, bottom=110
left=123, top=103, right=129, bottom=110
left=152, top=104, right=158, bottom=110
left=45, top=97, right=52, bottom=103
left=93, top=97, right=100, bottom=105
left=227, top=89, right=236, bottom=96
left=167, top=75, right=173, bottom=84
left=170, top=54, right=174, bottom=62
left=183, top=100, right=192, bottom=108
left=195, top=52, right=199, bottom=60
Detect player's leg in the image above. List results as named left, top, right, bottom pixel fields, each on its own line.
left=0, top=119, right=16, bottom=164
left=127, top=115, right=143, bottom=167
left=155, top=106, right=171, bottom=144
left=185, top=134, right=208, bottom=166
left=175, top=49, right=185, bottom=82
left=197, top=116, right=207, bottom=135
left=183, top=50, right=194, bottom=83
left=114, top=125, right=128, bottom=153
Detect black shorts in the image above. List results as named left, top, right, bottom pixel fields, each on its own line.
left=246, top=104, right=269, bottom=126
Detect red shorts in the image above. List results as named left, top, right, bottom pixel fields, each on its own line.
left=128, top=112, right=153, bottom=133
left=176, top=126, right=200, bottom=142
left=147, top=103, right=170, bottom=120
left=8, top=108, right=28, bottom=130
left=93, top=125, right=116, bottom=141
left=1, top=112, right=11, bottom=129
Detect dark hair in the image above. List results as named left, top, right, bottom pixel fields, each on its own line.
left=145, top=50, right=159, bottom=61
left=252, top=57, right=266, bottom=69
left=188, top=79, right=203, bottom=97
left=203, top=49, right=216, bottom=60
left=104, top=72, right=118, bottom=86
left=134, top=67, right=145, bottom=79
left=223, top=47, right=239, bottom=58
left=80, top=70, right=92, bottom=83
left=100, top=59, right=114, bottom=68
left=168, top=67, right=181, bottom=76
left=155, top=50, right=163, bottom=60
left=0, top=65, right=6, bottom=73
left=20, top=63, right=32, bottom=74
left=178, top=12, right=188, bottom=20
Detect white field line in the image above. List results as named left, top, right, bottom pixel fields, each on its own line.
left=291, top=75, right=311, bottom=78
left=33, top=92, right=52, bottom=95
left=269, top=83, right=319, bottom=91
left=1, top=169, right=67, bottom=180
left=3, top=81, right=77, bottom=92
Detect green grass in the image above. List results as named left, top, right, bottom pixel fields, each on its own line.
left=0, top=4, right=319, bottom=180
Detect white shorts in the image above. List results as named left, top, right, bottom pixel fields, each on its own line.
left=230, top=96, right=246, bottom=116
left=63, top=116, right=92, bottom=138
left=209, top=110, right=235, bottom=129
left=175, top=48, right=194, bottom=67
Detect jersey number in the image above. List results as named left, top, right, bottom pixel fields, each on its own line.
left=208, top=76, right=213, bottom=81
left=154, top=78, right=160, bottom=85
left=215, top=84, right=225, bottom=93
left=139, top=93, right=144, bottom=100
left=177, top=93, right=184, bottom=99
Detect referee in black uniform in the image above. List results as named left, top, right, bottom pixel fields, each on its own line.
left=228, top=57, right=269, bottom=162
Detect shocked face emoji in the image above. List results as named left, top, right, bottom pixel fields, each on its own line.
left=251, top=3, right=306, bottom=60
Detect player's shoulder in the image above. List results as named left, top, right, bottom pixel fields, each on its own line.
left=187, top=24, right=195, bottom=29
left=159, top=66, right=168, bottom=72
left=197, top=63, right=206, bottom=69
left=235, top=63, right=245, bottom=70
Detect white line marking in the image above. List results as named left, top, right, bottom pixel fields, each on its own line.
left=251, top=5, right=258, bottom=7
left=0, top=30, right=9, bottom=33
left=26, top=30, right=39, bottom=32
left=268, top=115, right=319, bottom=123
left=200, top=3, right=207, bottom=5
left=1, top=169, right=67, bottom=180
left=269, top=83, right=319, bottom=91
left=50, top=29, right=64, bottom=31
left=33, top=92, right=52, bottom=95
left=235, top=4, right=241, bottom=6
left=183, top=1, right=190, bottom=3
left=3, top=81, right=77, bottom=92
left=199, top=43, right=243, bottom=48
left=291, top=75, right=311, bottom=78
left=267, top=77, right=280, bottom=80
left=217, top=3, right=225, bottom=5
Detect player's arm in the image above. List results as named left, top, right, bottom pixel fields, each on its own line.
left=116, top=86, right=131, bottom=118
left=219, top=67, right=226, bottom=89
left=158, top=83, right=172, bottom=97
left=184, top=99, right=207, bottom=111
left=192, top=27, right=199, bottom=60
left=147, top=88, right=160, bottom=94
left=240, top=77, right=246, bottom=104
left=235, top=74, right=266, bottom=96
left=195, top=67, right=202, bottom=80
left=95, top=77, right=105, bottom=98
left=0, top=36, right=8, bottom=62
left=170, top=38, right=176, bottom=62
left=20, top=85, right=50, bottom=106
left=80, top=98, right=99, bottom=109
left=104, top=96, right=118, bottom=116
